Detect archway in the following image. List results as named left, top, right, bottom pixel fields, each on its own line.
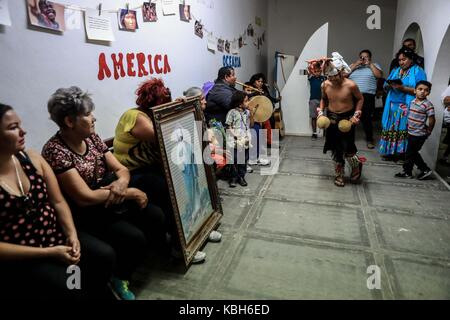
left=431, top=25, right=450, bottom=181
left=402, top=22, right=424, bottom=57
left=280, top=23, right=328, bottom=136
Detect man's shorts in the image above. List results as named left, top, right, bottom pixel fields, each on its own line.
left=309, top=99, right=320, bottom=118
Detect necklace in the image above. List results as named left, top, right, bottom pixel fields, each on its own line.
left=0, top=156, right=34, bottom=215
left=0, top=156, right=28, bottom=199
left=12, top=156, right=28, bottom=199
left=400, top=67, right=410, bottom=79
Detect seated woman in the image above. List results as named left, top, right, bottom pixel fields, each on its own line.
left=0, top=103, right=114, bottom=299
left=183, top=87, right=227, bottom=175
left=41, top=87, right=166, bottom=300
left=114, top=79, right=221, bottom=262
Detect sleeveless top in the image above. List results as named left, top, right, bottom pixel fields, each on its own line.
left=0, top=152, right=66, bottom=248
left=113, top=108, right=161, bottom=171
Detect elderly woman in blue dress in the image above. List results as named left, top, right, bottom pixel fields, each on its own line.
left=379, top=47, right=427, bottom=161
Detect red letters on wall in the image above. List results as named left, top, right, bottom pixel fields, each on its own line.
left=98, top=53, right=172, bottom=80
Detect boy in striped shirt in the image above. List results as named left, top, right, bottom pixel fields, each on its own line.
left=395, top=81, right=435, bottom=180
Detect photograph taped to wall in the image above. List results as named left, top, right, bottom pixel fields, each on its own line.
left=27, top=0, right=65, bottom=32
left=142, top=2, right=157, bottom=22
left=194, top=20, right=203, bottom=38
left=118, top=9, right=138, bottom=31
left=238, top=36, right=244, bottom=48
left=217, top=38, right=224, bottom=52
left=247, top=23, right=254, bottom=37
left=152, top=98, right=222, bottom=266
left=225, top=40, right=230, bottom=54
left=0, top=0, right=12, bottom=26
left=179, top=4, right=191, bottom=22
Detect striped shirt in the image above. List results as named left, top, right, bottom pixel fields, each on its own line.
left=408, top=99, right=435, bottom=136
left=349, top=63, right=381, bottom=95
left=444, top=108, right=450, bottom=125
left=225, top=108, right=251, bottom=148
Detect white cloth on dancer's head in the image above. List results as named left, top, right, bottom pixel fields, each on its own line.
left=326, top=66, right=339, bottom=76
left=324, top=52, right=352, bottom=76
left=331, top=52, right=351, bottom=74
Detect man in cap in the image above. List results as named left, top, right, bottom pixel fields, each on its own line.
left=317, top=53, right=365, bottom=187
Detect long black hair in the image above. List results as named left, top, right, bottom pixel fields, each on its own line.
left=249, top=73, right=269, bottom=94
left=396, top=47, right=416, bottom=61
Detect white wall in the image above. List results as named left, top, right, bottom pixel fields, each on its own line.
left=267, top=0, right=398, bottom=84
left=281, top=23, right=328, bottom=136
left=0, top=0, right=268, bottom=150
left=393, top=0, right=450, bottom=168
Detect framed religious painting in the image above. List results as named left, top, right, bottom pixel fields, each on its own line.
left=151, top=96, right=223, bottom=266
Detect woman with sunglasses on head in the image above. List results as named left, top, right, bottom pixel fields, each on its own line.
left=0, top=103, right=114, bottom=299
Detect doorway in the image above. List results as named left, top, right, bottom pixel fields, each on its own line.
left=431, top=26, right=450, bottom=182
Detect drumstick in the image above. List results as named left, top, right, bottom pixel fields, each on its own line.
left=251, top=104, right=259, bottom=116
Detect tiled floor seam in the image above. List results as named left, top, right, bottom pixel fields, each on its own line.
left=356, top=183, right=395, bottom=300
left=245, top=229, right=450, bottom=266
left=274, top=171, right=446, bottom=191
left=198, top=136, right=291, bottom=298
left=434, top=170, right=450, bottom=191
left=259, top=194, right=450, bottom=221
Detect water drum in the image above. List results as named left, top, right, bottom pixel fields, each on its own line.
left=248, top=96, right=273, bottom=122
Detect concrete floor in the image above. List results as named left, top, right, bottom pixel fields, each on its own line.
left=132, top=130, right=450, bottom=300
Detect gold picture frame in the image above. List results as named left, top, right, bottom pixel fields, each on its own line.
left=151, top=96, right=223, bottom=266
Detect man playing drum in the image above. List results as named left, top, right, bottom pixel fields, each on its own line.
left=317, top=59, right=364, bottom=187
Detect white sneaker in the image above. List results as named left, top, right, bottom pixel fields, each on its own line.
left=248, top=159, right=258, bottom=165
left=208, top=230, right=222, bottom=242
left=246, top=165, right=254, bottom=173
left=171, top=248, right=206, bottom=264
left=257, top=158, right=271, bottom=166
left=192, top=251, right=206, bottom=263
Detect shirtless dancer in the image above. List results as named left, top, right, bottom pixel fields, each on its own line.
left=318, top=64, right=364, bottom=187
